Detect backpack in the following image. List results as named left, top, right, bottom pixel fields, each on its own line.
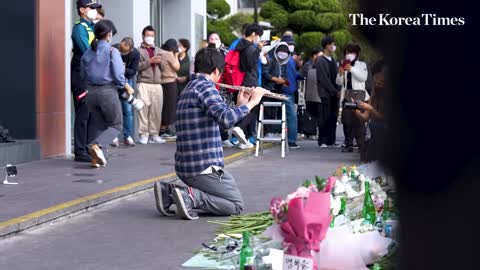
left=221, top=50, right=245, bottom=93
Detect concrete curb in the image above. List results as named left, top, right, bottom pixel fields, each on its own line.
left=0, top=144, right=275, bottom=239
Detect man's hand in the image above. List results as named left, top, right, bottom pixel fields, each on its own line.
left=273, top=77, right=288, bottom=86
left=124, top=83, right=135, bottom=95
left=257, top=41, right=267, bottom=49
left=247, top=87, right=269, bottom=110
left=344, top=64, right=352, bottom=72
left=236, top=88, right=251, bottom=107
left=358, top=101, right=373, bottom=112
left=149, top=56, right=161, bottom=64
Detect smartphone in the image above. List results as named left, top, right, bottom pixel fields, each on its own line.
left=262, top=40, right=271, bottom=46
left=340, top=59, right=351, bottom=68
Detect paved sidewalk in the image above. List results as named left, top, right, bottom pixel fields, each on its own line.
left=0, top=142, right=261, bottom=238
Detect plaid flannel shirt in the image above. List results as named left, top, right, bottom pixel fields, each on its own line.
left=175, top=74, right=249, bottom=178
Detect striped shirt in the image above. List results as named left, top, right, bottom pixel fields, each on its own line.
left=175, top=74, right=249, bottom=178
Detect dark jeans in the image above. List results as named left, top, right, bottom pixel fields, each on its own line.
left=121, top=78, right=135, bottom=138
left=71, top=55, right=96, bottom=156
left=86, top=84, right=123, bottom=158
left=342, top=106, right=366, bottom=147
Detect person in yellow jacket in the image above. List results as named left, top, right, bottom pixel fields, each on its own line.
left=71, top=0, right=102, bottom=162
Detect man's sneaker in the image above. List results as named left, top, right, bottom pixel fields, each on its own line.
left=165, top=129, right=177, bottom=139
left=88, top=144, right=107, bottom=168
left=149, top=135, right=166, bottom=144
left=74, top=153, right=91, bottom=163
left=238, top=141, right=254, bottom=149
left=139, top=134, right=149, bottom=145
left=172, top=187, right=199, bottom=220
left=319, top=144, right=328, bottom=148
left=222, top=140, right=235, bottom=148
left=231, top=127, right=248, bottom=144
left=342, top=146, right=354, bottom=153
left=288, top=142, right=300, bottom=149
left=111, top=138, right=120, bottom=147
left=124, top=136, right=136, bottom=147
left=154, top=182, right=175, bottom=217
left=248, top=136, right=257, bottom=145
left=230, top=136, right=239, bottom=146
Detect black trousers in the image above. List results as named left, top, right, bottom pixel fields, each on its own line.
left=315, top=96, right=339, bottom=145
left=233, top=92, right=259, bottom=138
left=71, top=55, right=96, bottom=156
left=342, top=107, right=366, bottom=147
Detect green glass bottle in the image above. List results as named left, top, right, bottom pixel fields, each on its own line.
left=362, top=181, right=376, bottom=225
left=342, top=167, right=348, bottom=176
left=239, top=231, right=255, bottom=270
left=339, top=197, right=347, bottom=216
left=382, top=198, right=392, bottom=221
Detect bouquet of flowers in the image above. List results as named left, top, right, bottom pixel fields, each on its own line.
left=268, top=176, right=336, bottom=270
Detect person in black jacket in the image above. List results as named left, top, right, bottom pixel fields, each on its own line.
left=231, top=24, right=266, bottom=149
left=112, top=37, right=140, bottom=146
left=314, top=36, right=340, bottom=147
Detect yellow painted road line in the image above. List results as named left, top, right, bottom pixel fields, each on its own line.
left=0, top=148, right=261, bottom=231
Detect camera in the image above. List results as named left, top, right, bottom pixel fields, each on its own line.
left=344, top=101, right=360, bottom=110
left=119, top=90, right=145, bottom=112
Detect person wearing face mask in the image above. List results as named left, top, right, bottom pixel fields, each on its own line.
left=71, top=0, right=102, bottom=163
left=337, top=43, right=369, bottom=153
left=80, top=20, right=134, bottom=168
left=154, top=48, right=268, bottom=220
left=207, top=32, right=228, bottom=57
left=231, top=24, right=266, bottom=149
left=261, top=42, right=299, bottom=148
left=111, top=37, right=140, bottom=147
left=136, top=25, right=166, bottom=145
left=176, top=39, right=191, bottom=94
left=314, top=36, right=341, bottom=148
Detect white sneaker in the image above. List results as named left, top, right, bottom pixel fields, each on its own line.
left=231, top=127, right=248, bottom=144
left=222, top=140, right=235, bottom=148
left=125, top=136, right=136, bottom=146
left=320, top=144, right=328, bottom=148
left=139, top=134, right=149, bottom=145
left=238, top=141, right=254, bottom=149
left=149, top=135, right=166, bottom=144
left=111, top=138, right=120, bottom=147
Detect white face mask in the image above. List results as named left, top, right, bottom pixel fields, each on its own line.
left=214, top=40, right=221, bottom=49
left=277, top=52, right=289, bottom=60
left=288, top=45, right=295, bottom=53
left=144, top=37, right=155, bottom=46
left=87, top=9, right=98, bottom=21
left=331, top=45, right=337, bottom=53
left=346, top=53, right=357, bottom=62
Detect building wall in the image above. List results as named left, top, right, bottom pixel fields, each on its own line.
left=133, top=0, right=151, bottom=46
left=162, top=0, right=191, bottom=44
left=1, top=1, right=36, bottom=140
left=190, top=0, right=207, bottom=55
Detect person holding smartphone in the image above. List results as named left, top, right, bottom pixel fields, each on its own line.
left=337, top=43, right=369, bottom=153
left=136, top=26, right=166, bottom=145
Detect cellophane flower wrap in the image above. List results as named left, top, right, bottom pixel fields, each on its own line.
left=269, top=177, right=336, bottom=270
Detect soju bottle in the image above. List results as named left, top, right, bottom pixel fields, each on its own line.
left=382, top=198, right=392, bottom=221
left=339, top=197, right=347, bottom=216
left=362, top=181, right=376, bottom=225
left=239, top=231, right=255, bottom=270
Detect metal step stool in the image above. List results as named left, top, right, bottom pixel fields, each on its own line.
left=255, top=101, right=288, bottom=158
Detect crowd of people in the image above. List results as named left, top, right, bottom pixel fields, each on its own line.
left=71, top=0, right=386, bottom=219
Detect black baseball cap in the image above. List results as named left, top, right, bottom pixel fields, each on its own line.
left=77, top=0, right=102, bottom=9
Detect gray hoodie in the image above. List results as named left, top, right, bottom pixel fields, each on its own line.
left=261, top=42, right=291, bottom=91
